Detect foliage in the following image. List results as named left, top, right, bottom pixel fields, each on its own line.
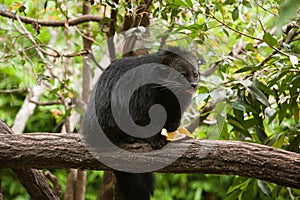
left=0, top=0, right=299, bottom=199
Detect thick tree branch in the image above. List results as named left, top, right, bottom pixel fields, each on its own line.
left=0, top=10, right=102, bottom=27
left=0, top=133, right=299, bottom=189
left=0, top=121, right=59, bottom=200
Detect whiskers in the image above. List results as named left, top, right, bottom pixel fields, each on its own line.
left=154, top=78, right=185, bottom=93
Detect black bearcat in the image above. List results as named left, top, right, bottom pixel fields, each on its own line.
left=82, top=47, right=199, bottom=200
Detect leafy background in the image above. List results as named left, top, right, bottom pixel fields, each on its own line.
left=0, top=0, right=299, bottom=199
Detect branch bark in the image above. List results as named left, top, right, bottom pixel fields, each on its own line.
left=0, top=133, right=299, bottom=189
left=0, top=121, right=59, bottom=200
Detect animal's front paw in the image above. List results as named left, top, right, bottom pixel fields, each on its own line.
left=146, top=134, right=168, bottom=149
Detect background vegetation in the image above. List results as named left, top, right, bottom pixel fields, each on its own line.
left=0, top=0, right=299, bottom=199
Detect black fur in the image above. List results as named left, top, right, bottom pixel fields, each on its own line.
left=115, top=172, right=155, bottom=200
left=90, top=47, right=199, bottom=199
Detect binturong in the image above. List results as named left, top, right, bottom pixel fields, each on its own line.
left=81, top=46, right=200, bottom=200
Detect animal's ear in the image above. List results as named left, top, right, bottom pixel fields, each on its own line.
left=158, top=47, right=182, bottom=61
left=159, top=46, right=184, bottom=55
left=158, top=48, right=175, bottom=57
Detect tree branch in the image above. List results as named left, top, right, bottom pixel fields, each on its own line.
left=0, top=133, right=299, bottom=189
left=0, top=10, right=102, bottom=27
left=28, top=99, right=63, bottom=106
left=0, top=121, right=59, bottom=200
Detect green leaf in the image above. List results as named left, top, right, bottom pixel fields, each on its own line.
left=161, top=11, right=168, bottom=20
left=235, top=66, right=259, bottom=73
left=99, top=17, right=112, bottom=24
left=243, top=118, right=259, bottom=129
left=228, top=117, right=251, bottom=137
left=49, top=88, right=59, bottom=96
left=277, top=0, right=300, bottom=28
left=242, top=1, right=252, bottom=8
left=229, top=101, right=256, bottom=113
left=279, top=102, right=288, bottom=123
left=257, top=180, right=272, bottom=197
left=19, top=5, right=26, bottom=13
left=289, top=134, right=300, bottom=152
left=225, top=0, right=235, bottom=5
left=185, top=0, right=193, bottom=8
left=291, top=100, right=299, bottom=123
left=232, top=7, right=239, bottom=21
left=65, top=108, right=72, bottom=117
left=174, top=0, right=192, bottom=8
left=228, top=118, right=246, bottom=130
left=255, top=79, right=273, bottom=96
left=199, top=23, right=208, bottom=31
left=245, top=43, right=254, bottom=51
left=216, top=114, right=228, bottom=138
left=233, top=108, right=243, bottom=122
left=227, top=178, right=251, bottom=194
left=263, top=32, right=278, bottom=47
left=290, top=74, right=300, bottom=97
left=248, top=86, right=270, bottom=107
left=268, top=68, right=291, bottom=87
left=270, top=132, right=285, bottom=148
left=224, top=190, right=240, bottom=200
left=256, top=127, right=268, bottom=143
left=223, top=28, right=229, bottom=38
left=197, top=86, right=209, bottom=94
left=175, top=24, right=201, bottom=32
left=241, top=180, right=258, bottom=200
left=44, top=0, right=48, bottom=9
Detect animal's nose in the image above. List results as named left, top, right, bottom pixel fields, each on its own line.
left=191, top=83, right=198, bottom=89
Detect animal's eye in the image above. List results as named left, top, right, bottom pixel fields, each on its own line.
left=193, top=72, right=199, bottom=79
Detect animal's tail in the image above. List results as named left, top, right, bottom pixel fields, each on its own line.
left=114, top=171, right=155, bottom=200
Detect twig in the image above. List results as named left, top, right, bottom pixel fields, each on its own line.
left=28, top=99, right=63, bottom=106
left=12, top=14, right=46, bottom=60
left=0, top=10, right=102, bottom=27
left=73, top=25, right=98, bottom=45
left=136, top=0, right=152, bottom=26
left=207, top=12, right=290, bottom=57
left=38, top=45, right=90, bottom=58
left=208, top=12, right=263, bottom=42
left=0, top=88, right=27, bottom=93
left=256, top=50, right=278, bottom=67
left=44, top=170, right=62, bottom=197
left=89, top=52, right=105, bottom=71
left=254, top=0, right=278, bottom=16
